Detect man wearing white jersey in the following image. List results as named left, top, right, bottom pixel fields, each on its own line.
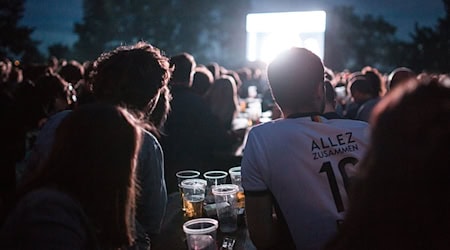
left=242, top=48, right=369, bottom=250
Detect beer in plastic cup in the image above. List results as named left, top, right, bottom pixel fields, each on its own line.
left=181, top=178, right=207, bottom=219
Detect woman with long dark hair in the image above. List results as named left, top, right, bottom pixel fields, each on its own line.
left=0, top=103, right=142, bottom=249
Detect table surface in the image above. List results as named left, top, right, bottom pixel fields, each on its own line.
left=152, top=192, right=256, bottom=250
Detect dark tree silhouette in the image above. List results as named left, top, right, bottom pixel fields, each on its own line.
left=48, top=43, right=72, bottom=60
left=324, top=6, right=400, bottom=72
left=73, top=0, right=249, bottom=67
left=0, top=0, right=42, bottom=63
left=407, top=0, right=449, bottom=72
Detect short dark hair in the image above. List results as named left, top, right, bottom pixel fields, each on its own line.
left=267, top=47, right=324, bottom=111
left=169, top=52, right=196, bottom=86
left=349, top=75, right=371, bottom=95
left=192, top=66, right=213, bottom=96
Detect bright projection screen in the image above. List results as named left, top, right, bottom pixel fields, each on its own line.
left=246, top=11, right=326, bottom=63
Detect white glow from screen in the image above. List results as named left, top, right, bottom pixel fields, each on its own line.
left=260, top=32, right=302, bottom=63
left=304, top=38, right=321, bottom=58
left=246, top=11, right=326, bottom=33
left=246, top=11, right=326, bottom=63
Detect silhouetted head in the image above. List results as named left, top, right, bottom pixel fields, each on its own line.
left=34, top=73, right=74, bottom=116
left=91, top=42, right=172, bottom=120
left=363, top=70, right=382, bottom=97
left=267, top=47, right=325, bottom=114
left=59, top=60, right=84, bottom=86
left=169, top=52, right=196, bottom=87
left=204, top=75, right=239, bottom=129
left=192, top=66, right=213, bottom=96
left=388, top=67, right=416, bottom=91
left=348, top=74, right=372, bottom=104
left=206, top=62, right=221, bottom=80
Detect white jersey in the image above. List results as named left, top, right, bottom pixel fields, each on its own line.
left=242, top=116, right=369, bottom=249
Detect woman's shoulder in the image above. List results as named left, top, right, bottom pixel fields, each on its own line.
left=141, top=128, right=162, bottom=151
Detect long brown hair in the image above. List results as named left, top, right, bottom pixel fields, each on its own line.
left=19, top=103, right=142, bottom=248
left=90, top=42, right=172, bottom=137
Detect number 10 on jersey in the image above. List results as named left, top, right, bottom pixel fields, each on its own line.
left=319, top=157, right=358, bottom=213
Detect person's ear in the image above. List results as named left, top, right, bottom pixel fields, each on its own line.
left=315, top=81, right=326, bottom=112
left=316, top=81, right=325, bottom=101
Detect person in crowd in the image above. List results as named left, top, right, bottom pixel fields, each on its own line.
left=161, top=52, right=241, bottom=193
left=0, top=60, right=23, bottom=211
left=47, top=56, right=59, bottom=73
left=325, top=67, right=336, bottom=85
left=387, top=67, right=416, bottom=90
left=33, top=73, right=75, bottom=123
left=22, top=73, right=75, bottom=155
left=242, top=47, right=369, bottom=249
left=8, top=66, right=23, bottom=88
left=0, top=103, right=142, bottom=249
left=22, top=64, right=51, bottom=84
left=204, top=75, right=240, bottom=130
left=206, top=62, right=221, bottom=80
left=361, top=66, right=386, bottom=96
left=236, top=67, right=252, bottom=90
left=325, top=76, right=450, bottom=250
left=344, top=74, right=371, bottom=119
left=224, top=69, right=243, bottom=92
left=23, top=42, right=171, bottom=249
left=87, top=43, right=172, bottom=245
left=323, top=80, right=343, bottom=119
left=191, top=66, right=214, bottom=97
left=58, top=60, right=84, bottom=87
left=74, top=60, right=96, bottom=106
left=1, top=72, right=76, bottom=190
left=354, top=70, right=383, bottom=122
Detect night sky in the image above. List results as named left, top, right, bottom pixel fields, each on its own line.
left=21, top=0, right=446, bottom=53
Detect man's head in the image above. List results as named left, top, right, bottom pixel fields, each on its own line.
left=91, top=42, right=171, bottom=116
left=267, top=47, right=325, bottom=114
left=388, top=67, right=416, bottom=91
left=348, top=74, right=373, bottom=104
left=169, top=52, right=196, bottom=87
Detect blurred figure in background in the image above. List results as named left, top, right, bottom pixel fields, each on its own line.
left=59, top=60, right=84, bottom=88
left=387, top=67, right=416, bottom=91
left=354, top=70, right=383, bottom=122
left=204, top=75, right=240, bottom=130
left=191, top=66, right=213, bottom=97
left=326, top=76, right=450, bottom=250
left=345, top=73, right=370, bottom=119
left=162, top=53, right=241, bottom=194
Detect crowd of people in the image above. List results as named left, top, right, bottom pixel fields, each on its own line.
left=0, top=41, right=449, bottom=249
